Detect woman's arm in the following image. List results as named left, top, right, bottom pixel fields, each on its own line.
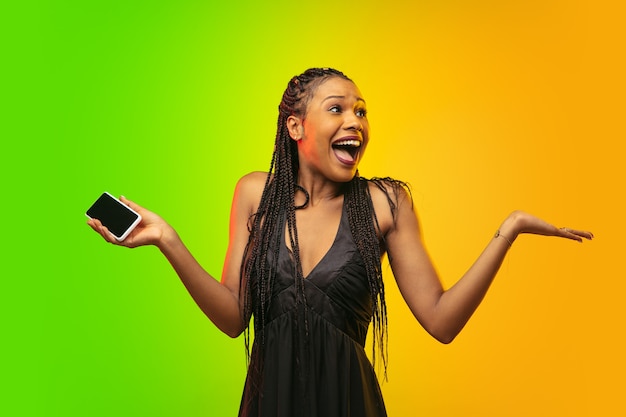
left=87, top=172, right=266, bottom=338
left=380, top=188, right=593, bottom=344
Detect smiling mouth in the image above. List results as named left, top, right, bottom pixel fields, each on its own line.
left=332, top=139, right=362, bottom=165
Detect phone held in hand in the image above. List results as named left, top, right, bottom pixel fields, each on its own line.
left=86, top=192, right=142, bottom=241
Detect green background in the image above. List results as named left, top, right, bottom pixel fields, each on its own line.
left=4, top=2, right=281, bottom=415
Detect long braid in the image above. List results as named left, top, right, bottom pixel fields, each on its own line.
left=345, top=176, right=385, bottom=371
left=345, top=175, right=410, bottom=379
left=241, top=69, right=403, bottom=397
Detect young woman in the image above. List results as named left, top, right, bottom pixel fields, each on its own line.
left=88, top=68, right=593, bottom=417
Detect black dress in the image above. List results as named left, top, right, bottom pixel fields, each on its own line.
left=238, top=199, right=387, bottom=417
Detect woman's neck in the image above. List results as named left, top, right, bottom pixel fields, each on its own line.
left=296, top=173, right=347, bottom=207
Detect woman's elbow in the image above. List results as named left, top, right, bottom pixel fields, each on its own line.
left=226, top=329, right=243, bottom=339
left=434, top=333, right=456, bottom=345
left=426, top=324, right=459, bottom=345
left=214, top=318, right=246, bottom=339
left=222, top=325, right=245, bottom=339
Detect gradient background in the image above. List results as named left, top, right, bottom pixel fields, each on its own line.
left=2, top=1, right=624, bottom=416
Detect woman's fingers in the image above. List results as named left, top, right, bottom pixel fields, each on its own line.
left=119, top=196, right=142, bottom=213
left=512, top=212, right=593, bottom=243
left=88, top=196, right=165, bottom=248
left=88, top=218, right=120, bottom=244
left=558, top=227, right=594, bottom=242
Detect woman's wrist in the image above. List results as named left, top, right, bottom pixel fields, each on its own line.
left=156, top=225, right=181, bottom=253
left=496, top=211, right=523, bottom=245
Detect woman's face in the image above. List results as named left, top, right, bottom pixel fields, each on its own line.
left=293, top=76, right=369, bottom=183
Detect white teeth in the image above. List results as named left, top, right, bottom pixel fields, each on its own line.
left=333, top=139, right=361, bottom=147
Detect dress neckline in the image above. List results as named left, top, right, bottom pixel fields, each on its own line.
left=284, top=196, right=347, bottom=280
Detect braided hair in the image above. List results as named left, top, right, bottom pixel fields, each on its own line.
left=241, top=68, right=405, bottom=388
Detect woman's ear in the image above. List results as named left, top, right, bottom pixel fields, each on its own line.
left=287, top=115, right=303, bottom=141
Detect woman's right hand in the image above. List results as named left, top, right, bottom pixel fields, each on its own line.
left=87, top=196, right=176, bottom=248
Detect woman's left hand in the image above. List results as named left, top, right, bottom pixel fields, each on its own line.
left=500, top=210, right=594, bottom=243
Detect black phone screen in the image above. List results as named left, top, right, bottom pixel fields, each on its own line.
left=86, top=193, right=139, bottom=238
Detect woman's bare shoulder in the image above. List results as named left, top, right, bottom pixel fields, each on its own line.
left=233, top=171, right=270, bottom=212
left=366, top=177, right=412, bottom=207
left=366, top=177, right=413, bottom=233
left=237, top=171, right=270, bottom=189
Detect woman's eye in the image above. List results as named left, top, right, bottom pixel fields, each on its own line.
left=356, top=108, right=367, bottom=117
left=329, top=105, right=341, bottom=113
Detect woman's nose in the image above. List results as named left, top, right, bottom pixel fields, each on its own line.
left=344, top=113, right=363, bottom=131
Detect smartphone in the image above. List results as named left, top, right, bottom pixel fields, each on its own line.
left=86, top=192, right=142, bottom=241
